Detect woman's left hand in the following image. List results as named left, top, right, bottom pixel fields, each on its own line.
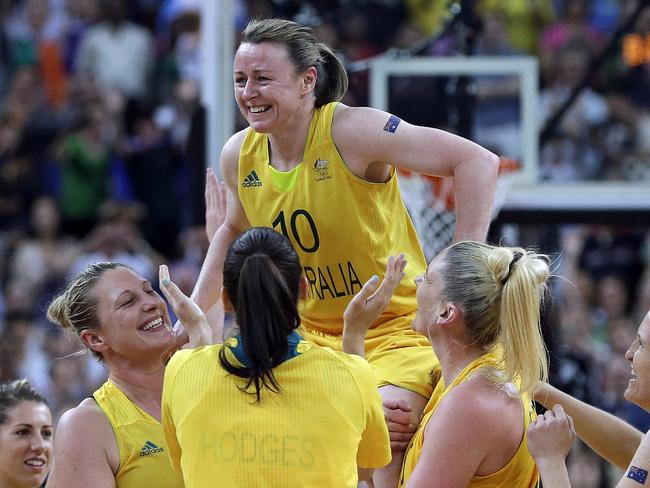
left=159, top=264, right=212, bottom=354
left=342, top=254, right=406, bottom=356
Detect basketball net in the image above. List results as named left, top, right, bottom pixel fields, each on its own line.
left=398, top=157, right=520, bottom=260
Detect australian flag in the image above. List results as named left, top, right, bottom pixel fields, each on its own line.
left=628, top=466, right=648, bottom=484
left=383, top=115, right=401, bottom=133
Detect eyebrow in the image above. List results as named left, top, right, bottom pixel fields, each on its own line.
left=113, top=281, right=150, bottom=304
left=233, top=67, right=274, bottom=75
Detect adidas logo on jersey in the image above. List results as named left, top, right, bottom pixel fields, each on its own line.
left=242, top=170, right=262, bottom=187
left=140, top=440, right=164, bottom=456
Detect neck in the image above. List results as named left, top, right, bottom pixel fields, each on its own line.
left=267, top=103, right=315, bottom=171
left=108, top=364, right=164, bottom=419
left=431, top=335, right=484, bottom=388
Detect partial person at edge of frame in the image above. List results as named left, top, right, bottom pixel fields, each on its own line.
left=192, top=17, right=499, bottom=487
left=527, top=309, right=650, bottom=488
left=0, top=379, right=52, bottom=488
left=344, top=241, right=549, bottom=487
left=161, top=227, right=407, bottom=487
left=43, top=171, right=227, bottom=488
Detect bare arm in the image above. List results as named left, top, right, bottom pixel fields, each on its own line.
left=332, top=105, right=499, bottom=242
left=191, top=131, right=251, bottom=312
left=202, top=167, right=227, bottom=339
left=617, top=434, right=650, bottom=488
left=46, top=402, right=117, bottom=488
left=535, top=382, right=643, bottom=469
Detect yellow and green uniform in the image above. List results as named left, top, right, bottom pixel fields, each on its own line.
left=162, top=332, right=391, bottom=487
left=93, top=380, right=184, bottom=488
left=238, top=101, right=437, bottom=398
left=399, top=353, right=539, bottom=487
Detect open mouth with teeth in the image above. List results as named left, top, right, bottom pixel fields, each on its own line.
left=249, top=105, right=270, bottom=114
left=138, top=316, right=165, bottom=332
left=24, top=458, right=47, bottom=469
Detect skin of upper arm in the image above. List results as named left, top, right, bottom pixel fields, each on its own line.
left=46, top=404, right=117, bottom=488
left=220, top=130, right=252, bottom=234
left=332, top=105, right=497, bottom=178
left=618, top=434, right=650, bottom=488
left=406, top=383, right=499, bottom=488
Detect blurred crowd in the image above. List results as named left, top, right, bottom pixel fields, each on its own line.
left=0, top=0, right=648, bottom=485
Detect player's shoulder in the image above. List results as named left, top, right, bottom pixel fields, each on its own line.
left=56, top=397, right=112, bottom=443
left=221, top=129, right=249, bottom=166
left=316, top=347, right=376, bottom=382
left=333, top=103, right=387, bottom=128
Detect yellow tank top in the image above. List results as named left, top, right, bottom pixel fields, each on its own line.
left=399, top=353, right=539, bottom=488
left=162, top=338, right=391, bottom=487
left=93, top=380, right=184, bottom=488
left=238, top=102, right=427, bottom=334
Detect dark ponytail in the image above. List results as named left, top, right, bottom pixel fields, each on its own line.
left=219, top=227, right=302, bottom=402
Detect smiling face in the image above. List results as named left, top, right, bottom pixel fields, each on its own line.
left=624, top=311, right=650, bottom=410
left=412, top=254, right=446, bottom=336
left=0, top=401, right=52, bottom=488
left=233, top=42, right=315, bottom=133
left=87, top=267, right=175, bottom=361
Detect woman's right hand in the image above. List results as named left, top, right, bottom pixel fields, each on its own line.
left=527, top=404, right=576, bottom=463
left=205, top=167, right=227, bottom=242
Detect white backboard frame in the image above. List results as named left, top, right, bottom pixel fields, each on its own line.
left=369, top=56, right=650, bottom=214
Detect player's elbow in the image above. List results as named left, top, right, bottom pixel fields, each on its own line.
left=481, top=149, right=500, bottom=182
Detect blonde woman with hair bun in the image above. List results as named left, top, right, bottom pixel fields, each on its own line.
left=345, top=240, right=550, bottom=487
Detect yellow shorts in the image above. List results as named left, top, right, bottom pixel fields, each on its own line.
left=299, top=313, right=439, bottom=399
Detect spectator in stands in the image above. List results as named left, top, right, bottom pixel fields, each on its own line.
left=8, top=197, right=80, bottom=304
left=75, top=0, right=153, bottom=101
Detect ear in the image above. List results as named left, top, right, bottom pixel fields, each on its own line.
left=221, top=288, right=235, bottom=312
left=299, top=275, right=309, bottom=300
left=79, top=329, right=108, bottom=354
left=300, top=67, right=317, bottom=95
left=438, top=302, right=460, bottom=326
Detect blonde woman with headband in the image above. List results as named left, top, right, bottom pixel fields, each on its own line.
left=345, top=241, right=549, bottom=487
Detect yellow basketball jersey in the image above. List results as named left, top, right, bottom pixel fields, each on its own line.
left=93, top=380, right=184, bottom=488
left=162, top=338, right=391, bottom=487
left=238, top=102, right=427, bottom=334
left=399, top=353, right=539, bottom=487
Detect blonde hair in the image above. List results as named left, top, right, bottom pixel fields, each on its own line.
left=439, top=241, right=549, bottom=394
left=47, top=262, right=126, bottom=359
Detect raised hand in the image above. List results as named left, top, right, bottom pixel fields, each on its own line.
left=342, top=254, right=407, bottom=357
left=527, top=404, right=576, bottom=462
left=159, top=264, right=212, bottom=351
left=205, top=167, right=227, bottom=242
